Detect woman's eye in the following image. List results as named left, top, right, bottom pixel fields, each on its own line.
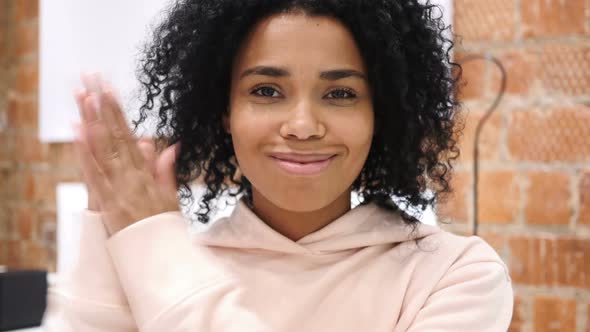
left=327, top=89, right=357, bottom=99
left=252, top=87, right=280, bottom=98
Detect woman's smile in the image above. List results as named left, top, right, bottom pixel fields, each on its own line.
left=270, top=154, right=337, bottom=176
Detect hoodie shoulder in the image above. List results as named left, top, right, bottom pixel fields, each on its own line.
left=394, top=230, right=514, bottom=331
left=408, top=229, right=511, bottom=283
left=392, top=229, right=513, bottom=331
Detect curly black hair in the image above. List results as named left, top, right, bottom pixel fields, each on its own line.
left=133, top=0, right=462, bottom=234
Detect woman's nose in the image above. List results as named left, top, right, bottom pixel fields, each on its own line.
left=279, top=101, right=326, bottom=140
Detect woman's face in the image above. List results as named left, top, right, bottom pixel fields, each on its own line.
left=227, top=13, right=374, bottom=212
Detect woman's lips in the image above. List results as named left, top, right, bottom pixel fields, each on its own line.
left=270, top=155, right=335, bottom=176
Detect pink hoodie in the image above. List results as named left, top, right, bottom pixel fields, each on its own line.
left=42, top=197, right=513, bottom=331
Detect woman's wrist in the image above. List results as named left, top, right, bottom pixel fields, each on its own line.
left=87, top=196, right=100, bottom=212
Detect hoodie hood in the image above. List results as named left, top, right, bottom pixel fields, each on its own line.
left=191, top=197, right=441, bottom=255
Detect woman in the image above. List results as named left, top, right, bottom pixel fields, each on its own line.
left=42, top=0, right=514, bottom=331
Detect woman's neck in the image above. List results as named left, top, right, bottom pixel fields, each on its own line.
left=250, top=189, right=352, bottom=242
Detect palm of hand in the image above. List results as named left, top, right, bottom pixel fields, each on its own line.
left=74, top=74, right=180, bottom=236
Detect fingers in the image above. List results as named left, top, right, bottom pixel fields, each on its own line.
left=77, top=74, right=121, bottom=178
left=72, top=122, right=101, bottom=211
left=75, top=74, right=147, bottom=182
left=74, top=88, right=87, bottom=118
left=82, top=94, right=123, bottom=179
left=96, top=89, right=137, bottom=169
left=106, top=89, right=146, bottom=168
left=95, top=77, right=145, bottom=170
left=82, top=73, right=102, bottom=96
left=138, top=138, right=157, bottom=177
left=74, top=125, right=111, bottom=207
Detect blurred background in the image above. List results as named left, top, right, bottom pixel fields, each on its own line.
left=0, top=0, right=589, bottom=331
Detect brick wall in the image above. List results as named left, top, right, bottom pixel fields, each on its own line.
left=0, top=0, right=589, bottom=331
left=0, top=0, right=81, bottom=272
left=440, top=0, right=590, bottom=331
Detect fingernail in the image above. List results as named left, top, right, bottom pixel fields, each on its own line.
left=84, top=72, right=101, bottom=94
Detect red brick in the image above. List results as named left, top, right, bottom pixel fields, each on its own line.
left=14, top=206, right=36, bottom=240
left=0, top=206, right=12, bottom=239
left=15, top=23, right=38, bottom=57
left=46, top=245, right=56, bottom=273
left=539, top=43, right=590, bottom=96
left=456, top=109, right=503, bottom=163
left=48, top=143, right=78, bottom=168
left=0, top=132, right=15, bottom=163
left=14, top=61, right=38, bottom=96
left=21, top=171, right=55, bottom=207
left=37, top=210, right=56, bottom=247
left=14, top=0, right=39, bottom=22
left=533, top=295, right=576, bottom=332
left=6, top=207, right=19, bottom=240
left=490, top=50, right=538, bottom=96
left=555, top=238, right=590, bottom=288
left=524, top=172, right=571, bottom=225
left=580, top=171, right=590, bottom=225
left=6, top=94, right=38, bottom=129
left=478, top=171, right=520, bottom=224
left=0, top=170, right=7, bottom=197
left=521, top=0, right=587, bottom=38
left=5, top=240, right=21, bottom=268
left=0, top=168, right=17, bottom=200
left=437, top=170, right=471, bottom=223
left=0, top=25, right=7, bottom=66
left=456, top=54, right=487, bottom=100
left=0, top=242, right=4, bottom=265
left=454, top=0, right=517, bottom=42
left=507, top=107, right=590, bottom=163
left=510, top=236, right=557, bottom=286
left=478, top=232, right=507, bottom=256
left=22, top=172, right=35, bottom=200
left=510, top=236, right=589, bottom=288
left=20, top=242, right=48, bottom=269
left=508, top=295, right=524, bottom=332
left=36, top=172, right=56, bottom=208
left=13, top=132, right=47, bottom=162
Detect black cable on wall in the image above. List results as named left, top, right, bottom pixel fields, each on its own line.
left=457, top=54, right=507, bottom=236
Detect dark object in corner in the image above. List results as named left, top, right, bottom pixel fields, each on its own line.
left=0, top=270, right=47, bottom=331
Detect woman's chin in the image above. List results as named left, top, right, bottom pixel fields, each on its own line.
left=255, top=187, right=346, bottom=213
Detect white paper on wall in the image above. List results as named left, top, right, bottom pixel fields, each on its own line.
left=39, top=0, right=172, bottom=143
left=55, top=183, right=87, bottom=274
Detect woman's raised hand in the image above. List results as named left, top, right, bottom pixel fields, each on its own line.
left=73, top=74, right=180, bottom=236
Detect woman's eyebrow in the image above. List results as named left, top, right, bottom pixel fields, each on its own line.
left=319, top=69, right=366, bottom=81
left=239, top=66, right=367, bottom=81
left=240, top=66, right=289, bottom=79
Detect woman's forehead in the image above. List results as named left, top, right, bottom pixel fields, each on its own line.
left=232, top=13, right=367, bottom=76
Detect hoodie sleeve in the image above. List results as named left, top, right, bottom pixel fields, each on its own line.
left=41, top=210, right=137, bottom=332
left=403, top=239, right=514, bottom=332
left=104, top=211, right=233, bottom=331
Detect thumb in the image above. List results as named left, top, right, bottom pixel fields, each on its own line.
left=156, top=143, right=179, bottom=197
